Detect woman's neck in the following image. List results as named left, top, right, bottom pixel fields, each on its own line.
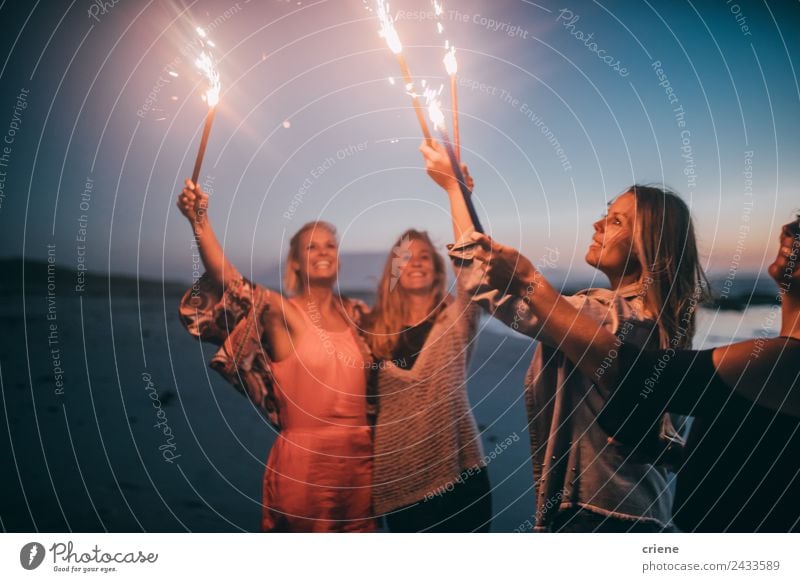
left=607, top=271, right=641, bottom=291
left=404, top=292, right=434, bottom=326
left=301, top=285, right=335, bottom=311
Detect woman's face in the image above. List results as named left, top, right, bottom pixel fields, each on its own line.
left=294, top=227, right=338, bottom=289
left=585, top=192, right=641, bottom=283
left=767, top=221, right=800, bottom=293
left=397, top=239, right=437, bottom=294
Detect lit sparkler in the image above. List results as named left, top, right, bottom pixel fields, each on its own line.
left=431, top=0, right=461, bottom=162
left=375, top=1, right=432, bottom=143
left=443, top=42, right=460, bottom=161
left=426, top=87, right=483, bottom=233
left=190, top=28, right=221, bottom=188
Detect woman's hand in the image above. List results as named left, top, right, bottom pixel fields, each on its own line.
left=177, top=179, right=209, bottom=230
left=768, top=220, right=800, bottom=298
left=420, top=140, right=473, bottom=192
left=469, top=233, right=539, bottom=298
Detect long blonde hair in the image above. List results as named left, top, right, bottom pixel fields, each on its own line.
left=364, top=229, right=447, bottom=360
left=627, top=185, right=709, bottom=349
left=283, top=220, right=338, bottom=296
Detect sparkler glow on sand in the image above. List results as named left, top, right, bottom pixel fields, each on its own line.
left=375, top=0, right=432, bottom=143
left=190, top=28, right=221, bottom=187
left=426, top=87, right=483, bottom=233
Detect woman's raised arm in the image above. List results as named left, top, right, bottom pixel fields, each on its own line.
left=477, top=233, right=618, bottom=361
left=419, top=140, right=476, bottom=244
left=177, top=178, right=241, bottom=288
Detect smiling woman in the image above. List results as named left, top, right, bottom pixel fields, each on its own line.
left=176, top=181, right=376, bottom=532
left=421, top=140, right=709, bottom=532
left=364, top=146, right=491, bottom=532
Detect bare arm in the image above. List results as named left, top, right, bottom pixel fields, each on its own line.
left=467, top=232, right=619, bottom=372
left=177, top=179, right=241, bottom=287
left=712, top=339, right=800, bottom=417
left=177, top=179, right=304, bottom=358
left=420, top=140, right=476, bottom=243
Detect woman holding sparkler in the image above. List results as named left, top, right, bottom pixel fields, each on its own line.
left=176, top=180, right=376, bottom=532
left=421, top=142, right=707, bottom=532
left=462, top=218, right=800, bottom=531
left=363, top=167, right=494, bottom=532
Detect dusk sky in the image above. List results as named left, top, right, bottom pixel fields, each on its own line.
left=1, top=0, right=798, bottom=285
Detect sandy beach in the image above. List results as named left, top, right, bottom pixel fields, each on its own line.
left=0, top=259, right=780, bottom=532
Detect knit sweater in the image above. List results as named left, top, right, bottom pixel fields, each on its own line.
left=371, top=281, right=484, bottom=514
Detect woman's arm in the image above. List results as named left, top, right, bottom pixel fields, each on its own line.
left=465, top=232, right=620, bottom=363
left=177, top=179, right=302, bottom=356
left=597, top=341, right=800, bottom=448
left=177, top=179, right=241, bottom=287
left=419, top=140, right=476, bottom=243
left=711, top=338, right=800, bottom=417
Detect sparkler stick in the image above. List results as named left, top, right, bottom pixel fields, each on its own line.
left=191, top=106, right=216, bottom=186
left=432, top=1, right=460, bottom=161
left=426, top=87, right=483, bottom=233
left=375, top=1, right=432, bottom=143
left=190, top=32, right=221, bottom=188
left=444, top=44, right=460, bottom=161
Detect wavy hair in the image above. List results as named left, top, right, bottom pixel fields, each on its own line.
left=626, top=185, right=709, bottom=349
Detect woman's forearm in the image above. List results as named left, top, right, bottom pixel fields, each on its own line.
left=517, top=271, right=618, bottom=382
left=445, top=185, right=475, bottom=242
left=192, top=217, right=241, bottom=287
left=712, top=339, right=800, bottom=417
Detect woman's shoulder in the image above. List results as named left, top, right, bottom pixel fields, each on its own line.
left=576, top=287, right=654, bottom=321
left=339, top=295, right=371, bottom=323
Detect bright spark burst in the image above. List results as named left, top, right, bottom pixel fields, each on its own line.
left=193, top=28, right=221, bottom=107
left=375, top=1, right=402, bottom=54
left=424, top=84, right=446, bottom=130
left=444, top=43, right=457, bottom=75
left=195, top=52, right=220, bottom=106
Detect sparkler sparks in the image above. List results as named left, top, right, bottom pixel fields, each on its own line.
left=374, top=0, right=432, bottom=141
left=444, top=43, right=457, bottom=76
left=195, top=50, right=220, bottom=107
left=424, top=85, right=446, bottom=131
left=190, top=27, right=222, bottom=186
left=375, top=1, right=402, bottom=54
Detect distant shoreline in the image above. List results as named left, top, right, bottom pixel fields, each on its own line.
left=0, top=258, right=779, bottom=311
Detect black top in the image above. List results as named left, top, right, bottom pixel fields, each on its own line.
left=599, top=344, right=800, bottom=532
left=390, top=319, right=435, bottom=370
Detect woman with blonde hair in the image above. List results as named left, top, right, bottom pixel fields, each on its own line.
left=364, top=166, right=493, bottom=532
left=421, top=142, right=708, bottom=532
left=176, top=179, right=375, bottom=532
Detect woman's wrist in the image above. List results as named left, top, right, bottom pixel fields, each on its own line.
left=445, top=183, right=462, bottom=197
left=192, top=216, right=210, bottom=237
left=508, top=268, right=541, bottom=300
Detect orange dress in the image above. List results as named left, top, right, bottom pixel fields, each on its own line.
left=179, top=275, right=375, bottom=532
left=264, top=300, right=376, bottom=532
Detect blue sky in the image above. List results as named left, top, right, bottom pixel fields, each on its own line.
left=0, top=0, right=798, bottom=285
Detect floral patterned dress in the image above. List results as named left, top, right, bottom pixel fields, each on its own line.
left=179, top=274, right=376, bottom=532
